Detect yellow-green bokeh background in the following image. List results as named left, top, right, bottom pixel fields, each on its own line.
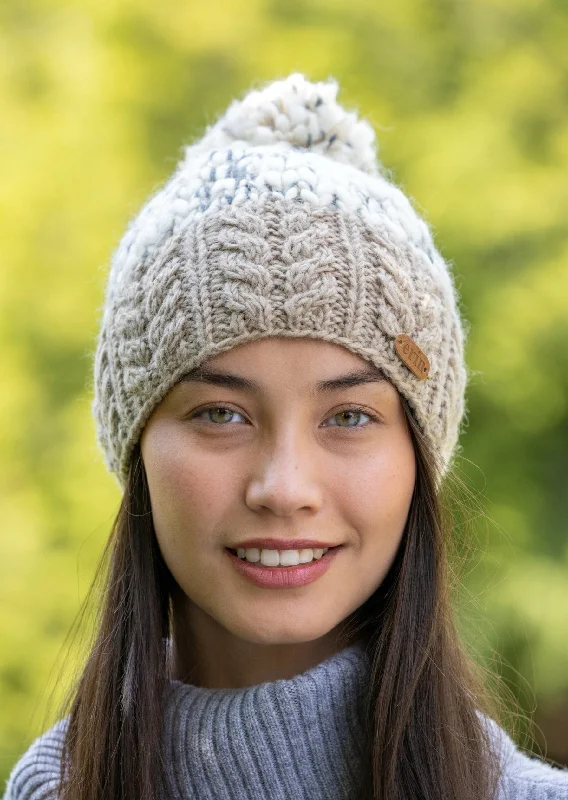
left=1, top=0, right=568, bottom=785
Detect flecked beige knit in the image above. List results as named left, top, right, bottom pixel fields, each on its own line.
left=93, top=73, right=468, bottom=485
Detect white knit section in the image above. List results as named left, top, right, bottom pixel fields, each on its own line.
left=184, top=72, right=379, bottom=175
left=105, top=143, right=440, bottom=312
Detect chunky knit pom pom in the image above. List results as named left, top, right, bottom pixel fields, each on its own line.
left=184, top=73, right=380, bottom=176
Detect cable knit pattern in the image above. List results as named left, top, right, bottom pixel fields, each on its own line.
left=92, top=72, right=468, bottom=485
left=3, top=643, right=568, bottom=800
left=94, top=196, right=465, bottom=484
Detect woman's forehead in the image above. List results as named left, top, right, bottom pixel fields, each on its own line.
left=203, top=337, right=384, bottom=376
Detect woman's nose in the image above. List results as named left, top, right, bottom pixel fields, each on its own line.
left=244, top=435, right=324, bottom=516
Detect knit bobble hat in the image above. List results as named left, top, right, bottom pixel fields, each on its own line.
left=93, top=73, right=468, bottom=487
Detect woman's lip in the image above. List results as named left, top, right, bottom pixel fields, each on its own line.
left=225, top=546, right=342, bottom=589
left=229, top=539, right=340, bottom=550
left=226, top=545, right=341, bottom=554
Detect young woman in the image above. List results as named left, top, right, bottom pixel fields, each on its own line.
left=4, top=73, right=568, bottom=800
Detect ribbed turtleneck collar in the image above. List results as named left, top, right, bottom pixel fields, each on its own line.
left=161, top=641, right=370, bottom=799
left=6, top=640, right=568, bottom=800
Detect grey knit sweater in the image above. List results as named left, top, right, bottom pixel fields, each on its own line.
left=3, top=642, right=568, bottom=799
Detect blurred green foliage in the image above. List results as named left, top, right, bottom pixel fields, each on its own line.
left=1, top=0, right=567, bottom=785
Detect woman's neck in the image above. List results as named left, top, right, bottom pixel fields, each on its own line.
left=170, top=592, right=355, bottom=689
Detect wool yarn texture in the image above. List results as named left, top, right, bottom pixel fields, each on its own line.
left=92, top=72, right=469, bottom=487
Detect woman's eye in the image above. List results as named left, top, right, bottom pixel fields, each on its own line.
left=191, top=406, right=378, bottom=429
left=324, top=409, right=376, bottom=429
left=195, top=407, right=247, bottom=425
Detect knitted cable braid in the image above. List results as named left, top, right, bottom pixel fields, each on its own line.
left=93, top=72, right=469, bottom=486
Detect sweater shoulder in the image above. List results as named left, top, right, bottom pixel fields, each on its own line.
left=492, top=720, right=568, bottom=800
left=3, top=713, right=567, bottom=800
left=500, top=751, right=568, bottom=800
left=2, top=718, right=68, bottom=800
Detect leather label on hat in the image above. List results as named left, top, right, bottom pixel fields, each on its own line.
left=394, top=334, right=430, bottom=380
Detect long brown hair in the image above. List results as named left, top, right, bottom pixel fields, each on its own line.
left=56, top=397, right=501, bottom=800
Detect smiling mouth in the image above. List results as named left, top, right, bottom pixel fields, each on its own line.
left=225, top=547, right=341, bottom=553
left=225, top=544, right=343, bottom=570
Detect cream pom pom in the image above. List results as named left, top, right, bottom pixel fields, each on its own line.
left=184, top=73, right=380, bottom=176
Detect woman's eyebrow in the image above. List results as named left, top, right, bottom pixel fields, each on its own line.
left=180, top=365, right=387, bottom=395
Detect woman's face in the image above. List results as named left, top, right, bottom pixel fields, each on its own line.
left=140, top=337, right=416, bottom=648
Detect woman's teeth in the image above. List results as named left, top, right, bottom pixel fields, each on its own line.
left=234, top=547, right=330, bottom=566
